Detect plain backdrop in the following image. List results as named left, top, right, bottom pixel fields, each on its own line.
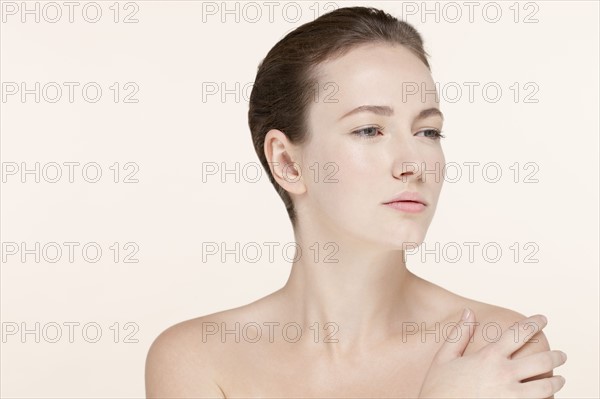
left=1, top=1, right=598, bottom=398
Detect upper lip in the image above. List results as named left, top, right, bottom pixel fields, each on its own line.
left=383, top=191, right=428, bottom=206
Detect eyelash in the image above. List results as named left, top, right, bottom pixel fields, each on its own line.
left=351, top=126, right=445, bottom=140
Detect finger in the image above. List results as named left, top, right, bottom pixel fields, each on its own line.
left=493, top=314, right=547, bottom=358
left=515, top=375, right=566, bottom=398
left=511, top=350, right=567, bottom=381
left=434, top=307, right=476, bottom=364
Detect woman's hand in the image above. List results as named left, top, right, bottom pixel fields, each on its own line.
left=417, top=309, right=567, bottom=399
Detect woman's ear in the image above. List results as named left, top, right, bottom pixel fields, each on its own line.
left=264, top=129, right=307, bottom=196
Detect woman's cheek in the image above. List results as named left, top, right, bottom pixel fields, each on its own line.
left=305, top=140, right=380, bottom=204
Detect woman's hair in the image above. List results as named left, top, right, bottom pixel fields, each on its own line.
left=248, top=6, right=430, bottom=227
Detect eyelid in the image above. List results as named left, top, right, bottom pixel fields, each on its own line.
left=350, top=125, right=384, bottom=139
left=350, top=124, right=384, bottom=132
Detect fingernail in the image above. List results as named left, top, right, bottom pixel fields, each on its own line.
left=540, top=314, right=547, bottom=324
left=561, top=351, right=567, bottom=362
left=461, top=307, right=471, bottom=321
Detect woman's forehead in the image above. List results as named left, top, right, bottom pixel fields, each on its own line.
left=316, top=43, right=431, bottom=82
left=312, top=44, right=437, bottom=113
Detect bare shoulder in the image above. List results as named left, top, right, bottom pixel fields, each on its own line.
left=420, top=279, right=556, bottom=398
left=473, top=302, right=550, bottom=350
left=145, top=312, right=227, bottom=398
left=459, top=299, right=552, bottom=358
left=424, top=278, right=549, bottom=353
left=145, top=292, right=282, bottom=398
left=459, top=298, right=556, bottom=396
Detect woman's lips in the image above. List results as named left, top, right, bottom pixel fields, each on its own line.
left=383, top=200, right=426, bottom=213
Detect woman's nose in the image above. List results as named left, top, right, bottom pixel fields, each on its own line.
left=390, top=137, right=425, bottom=183
left=392, top=162, right=422, bottom=183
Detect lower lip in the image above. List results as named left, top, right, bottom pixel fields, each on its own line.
left=384, top=201, right=426, bottom=213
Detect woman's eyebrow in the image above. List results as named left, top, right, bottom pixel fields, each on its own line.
left=338, top=105, right=394, bottom=120
left=418, top=107, right=444, bottom=122
left=338, top=105, right=444, bottom=121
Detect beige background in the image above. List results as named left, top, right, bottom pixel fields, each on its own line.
left=1, top=1, right=598, bottom=397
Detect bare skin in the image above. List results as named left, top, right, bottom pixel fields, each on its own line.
left=146, top=43, right=566, bottom=398
left=145, top=278, right=563, bottom=398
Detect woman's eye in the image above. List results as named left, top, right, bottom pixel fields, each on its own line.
left=416, top=129, right=445, bottom=140
left=351, top=126, right=382, bottom=139
left=350, top=127, right=445, bottom=140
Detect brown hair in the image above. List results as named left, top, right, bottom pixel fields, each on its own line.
left=248, top=6, right=430, bottom=227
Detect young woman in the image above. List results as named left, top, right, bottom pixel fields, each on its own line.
left=146, top=7, right=567, bottom=398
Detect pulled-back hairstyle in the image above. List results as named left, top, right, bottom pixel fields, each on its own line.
left=248, top=6, right=430, bottom=227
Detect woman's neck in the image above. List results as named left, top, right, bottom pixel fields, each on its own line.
left=280, top=222, right=423, bottom=357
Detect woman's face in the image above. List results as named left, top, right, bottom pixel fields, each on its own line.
left=296, top=43, right=445, bottom=249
